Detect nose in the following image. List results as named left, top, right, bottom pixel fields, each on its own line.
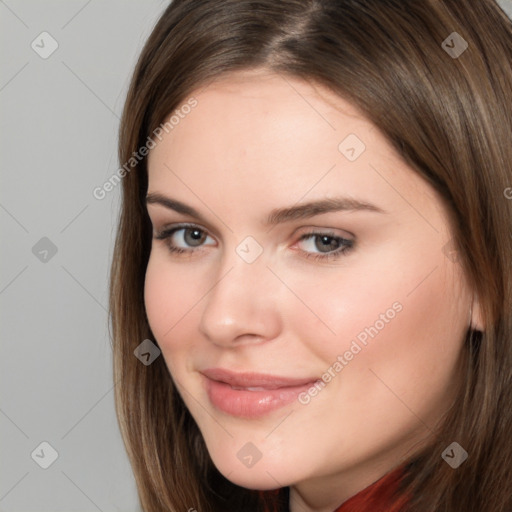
left=198, top=250, right=282, bottom=348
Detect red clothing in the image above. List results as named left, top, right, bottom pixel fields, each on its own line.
left=333, top=466, right=408, bottom=512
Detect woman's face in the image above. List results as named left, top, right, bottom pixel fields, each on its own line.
left=144, top=69, right=478, bottom=508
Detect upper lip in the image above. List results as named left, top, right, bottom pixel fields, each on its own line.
left=201, top=368, right=317, bottom=389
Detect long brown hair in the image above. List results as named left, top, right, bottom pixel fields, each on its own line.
left=109, top=1, right=512, bottom=510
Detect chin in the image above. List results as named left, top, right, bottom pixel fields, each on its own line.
left=223, top=470, right=286, bottom=491
left=211, top=454, right=293, bottom=490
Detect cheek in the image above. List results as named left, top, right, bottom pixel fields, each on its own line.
left=278, top=259, right=466, bottom=470
left=144, top=255, right=170, bottom=339
left=143, top=253, right=197, bottom=353
left=278, top=259, right=408, bottom=365
left=288, top=247, right=466, bottom=406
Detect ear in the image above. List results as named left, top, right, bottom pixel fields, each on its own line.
left=470, top=294, right=485, bottom=332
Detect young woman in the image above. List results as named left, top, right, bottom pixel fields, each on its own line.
left=109, top=1, right=512, bottom=510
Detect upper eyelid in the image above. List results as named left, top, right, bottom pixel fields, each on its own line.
left=156, top=224, right=216, bottom=241
left=297, top=227, right=353, bottom=237
left=153, top=219, right=353, bottom=237
left=145, top=198, right=367, bottom=239
left=149, top=214, right=223, bottom=239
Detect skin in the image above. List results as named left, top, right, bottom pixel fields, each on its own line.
left=144, top=68, right=484, bottom=512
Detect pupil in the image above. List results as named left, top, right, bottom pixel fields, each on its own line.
left=315, top=235, right=338, bottom=253
left=185, top=229, right=205, bottom=246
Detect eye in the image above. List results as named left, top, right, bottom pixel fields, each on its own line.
left=154, top=225, right=354, bottom=261
left=296, top=232, right=354, bottom=261
left=154, top=224, right=216, bottom=254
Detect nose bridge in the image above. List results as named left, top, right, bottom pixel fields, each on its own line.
left=198, top=245, right=281, bottom=346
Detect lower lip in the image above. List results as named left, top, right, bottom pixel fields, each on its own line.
left=204, top=377, right=315, bottom=418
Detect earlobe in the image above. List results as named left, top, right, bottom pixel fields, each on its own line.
left=469, top=294, right=485, bottom=332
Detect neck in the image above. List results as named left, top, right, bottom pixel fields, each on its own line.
left=288, top=463, right=406, bottom=512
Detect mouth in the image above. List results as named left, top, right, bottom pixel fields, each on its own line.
left=200, top=368, right=319, bottom=418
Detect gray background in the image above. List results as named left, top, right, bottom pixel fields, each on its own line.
left=1, top=1, right=166, bottom=511
left=1, top=1, right=511, bottom=511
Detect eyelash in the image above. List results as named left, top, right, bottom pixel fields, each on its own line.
left=154, top=223, right=354, bottom=262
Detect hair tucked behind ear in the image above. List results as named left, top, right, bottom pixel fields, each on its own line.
left=110, top=1, right=512, bottom=510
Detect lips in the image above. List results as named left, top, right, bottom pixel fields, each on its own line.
left=200, top=368, right=318, bottom=418
left=201, top=368, right=316, bottom=389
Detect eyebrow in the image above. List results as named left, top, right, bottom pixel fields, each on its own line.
left=146, top=192, right=387, bottom=226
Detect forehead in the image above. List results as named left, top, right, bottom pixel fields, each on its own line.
left=148, top=68, right=372, bottom=167
left=146, top=69, right=446, bottom=228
